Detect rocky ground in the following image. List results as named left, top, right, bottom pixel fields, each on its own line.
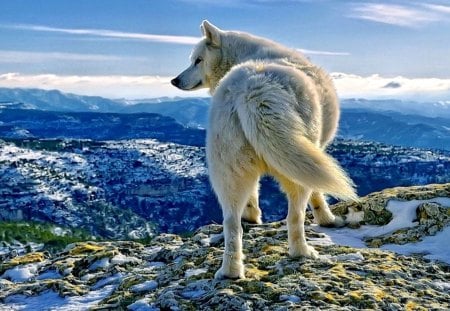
left=1, top=184, right=449, bottom=310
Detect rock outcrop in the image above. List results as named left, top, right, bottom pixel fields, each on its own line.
left=1, top=184, right=449, bottom=310
left=332, top=183, right=450, bottom=247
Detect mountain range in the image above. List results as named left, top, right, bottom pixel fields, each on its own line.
left=1, top=135, right=449, bottom=239
left=1, top=87, right=449, bottom=310
left=1, top=87, right=449, bottom=150
left=1, top=86, right=449, bottom=238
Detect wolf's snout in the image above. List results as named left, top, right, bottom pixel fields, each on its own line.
left=171, top=77, right=180, bottom=87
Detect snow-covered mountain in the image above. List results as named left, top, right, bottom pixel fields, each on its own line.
left=1, top=137, right=449, bottom=239
left=1, top=87, right=449, bottom=238
left=338, top=109, right=450, bottom=150
left=0, top=109, right=205, bottom=146
left=121, top=98, right=210, bottom=129
left=0, top=87, right=124, bottom=112
left=1, top=87, right=449, bottom=149
left=341, top=98, right=450, bottom=119
left=1, top=88, right=449, bottom=310
left=2, top=99, right=449, bottom=150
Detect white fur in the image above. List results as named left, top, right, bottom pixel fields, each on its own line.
left=172, top=21, right=357, bottom=279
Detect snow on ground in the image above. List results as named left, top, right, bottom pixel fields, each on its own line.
left=2, top=264, right=39, bottom=282
left=433, top=280, right=450, bottom=292
left=90, top=273, right=124, bottom=290
left=130, top=280, right=158, bottom=293
left=2, top=195, right=450, bottom=310
left=89, top=257, right=110, bottom=271
left=184, top=268, right=208, bottom=278
left=280, top=294, right=302, bottom=303
left=200, top=233, right=223, bottom=247
left=382, top=226, right=450, bottom=263
left=127, top=298, right=158, bottom=311
left=4, top=285, right=116, bottom=311
left=36, top=270, right=62, bottom=280
left=181, top=289, right=207, bottom=299
left=110, top=254, right=141, bottom=265
left=312, top=197, right=450, bottom=264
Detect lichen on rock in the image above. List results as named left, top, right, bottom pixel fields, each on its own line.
left=1, top=184, right=450, bottom=310
left=332, top=183, right=450, bottom=247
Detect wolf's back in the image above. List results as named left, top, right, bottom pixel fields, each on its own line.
left=218, top=61, right=357, bottom=201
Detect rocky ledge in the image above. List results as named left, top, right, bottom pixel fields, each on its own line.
left=1, top=184, right=449, bottom=310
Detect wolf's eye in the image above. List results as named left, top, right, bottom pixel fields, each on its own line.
left=194, top=57, right=202, bottom=65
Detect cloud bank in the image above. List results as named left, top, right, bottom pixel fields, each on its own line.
left=349, top=3, right=450, bottom=27
left=332, top=73, right=450, bottom=101
left=1, top=24, right=200, bottom=45
left=0, top=73, right=208, bottom=99
left=297, top=48, right=350, bottom=56
left=1, top=72, right=449, bottom=101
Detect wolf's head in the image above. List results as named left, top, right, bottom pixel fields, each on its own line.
left=171, top=21, right=232, bottom=93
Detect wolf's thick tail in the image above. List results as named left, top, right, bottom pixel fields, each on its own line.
left=236, top=90, right=357, bottom=201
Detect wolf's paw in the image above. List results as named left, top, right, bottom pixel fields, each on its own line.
left=242, top=205, right=263, bottom=224
left=289, top=244, right=319, bottom=259
left=314, top=211, right=346, bottom=228
left=319, top=215, right=346, bottom=228
left=214, top=264, right=245, bottom=280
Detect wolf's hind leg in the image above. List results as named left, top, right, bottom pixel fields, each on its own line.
left=310, top=192, right=345, bottom=227
left=275, top=174, right=318, bottom=259
left=242, top=182, right=262, bottom=224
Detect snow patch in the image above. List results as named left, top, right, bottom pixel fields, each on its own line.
left=111, top=254, right=141, bottom=265
left=130, top=280, right=158, bottom=293
left=147, top=261, right=165, bottom=269
left=313, top=197, right=450, bottom=264
left=51, top=227, right=71, bottom=237
left=127, top=298, right=158, bottom=311
left=432, top=281, right=450, bottom=292
left=280, top=294, right=301, bottom=303
left=5, top=285, right=115, bottom=310
left=181, top=289, right=206, bottom=299
left=36, top=270, right=62, bottom=280
left=200, top=233, right=223, bottom=247
left=2, top=264, right=39, bottom=282
left=89, top=257, right=110, bottom=271
left=91, top=273, right=124, bottom=290
left=381, top=226, right=450, bottom=264
left=185, top=268, right=208, bottom=278
left=332, top=252, right=365, bottom=262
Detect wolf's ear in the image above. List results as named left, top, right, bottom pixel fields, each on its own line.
left=200, top=20, right=221, bottom=47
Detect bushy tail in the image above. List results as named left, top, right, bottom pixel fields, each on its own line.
left=236, top=92, right=357, bottom=201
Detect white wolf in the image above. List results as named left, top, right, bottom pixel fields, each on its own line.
left=172, top=21, right=357, bottom=279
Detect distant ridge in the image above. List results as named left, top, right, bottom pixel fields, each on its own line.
left=1, top=87, right=449, bottom=150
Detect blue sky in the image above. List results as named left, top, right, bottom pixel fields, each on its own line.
left=0, top=0, right=450, bottom=99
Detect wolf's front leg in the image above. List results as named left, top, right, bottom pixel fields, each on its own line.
left=210, top=168, right=260, bottom=279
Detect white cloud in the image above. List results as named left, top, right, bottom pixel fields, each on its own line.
left=349, top=3, right=439, bottom=27
left=331, top=72, right=450, bottom=101
left=2, top=24, right=200, bottom=45
left=0, top=73, right=208, bottom=99
left=1, top=72, right=449, bottom=101
left=297, top=48, right=350, bottom=56
left=0, top=50, right=139, bottom=63
left=424, top=4, right=450, bottom=14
